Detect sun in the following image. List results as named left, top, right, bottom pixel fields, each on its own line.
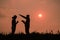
left=38, top=14, right=42, bottom=18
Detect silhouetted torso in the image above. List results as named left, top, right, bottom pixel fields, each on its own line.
left=12, top=18, right=16, bottom=27
left=25, top=17, right=30, bottom=27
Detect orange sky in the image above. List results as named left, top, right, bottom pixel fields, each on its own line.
left=0, top=0, right=60, bottom=34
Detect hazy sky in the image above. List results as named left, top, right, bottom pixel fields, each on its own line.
left=0, top=0, right=60, bottom=34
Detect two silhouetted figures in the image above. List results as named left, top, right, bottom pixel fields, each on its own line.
left=11, top=14, right=30, bottom=34
left=12, top=15, right=18, bottom=34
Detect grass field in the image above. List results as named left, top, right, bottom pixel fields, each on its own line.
left=0, top=32, right=60, bottom=40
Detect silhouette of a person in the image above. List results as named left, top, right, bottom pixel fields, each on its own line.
left=12, top=15, right=18, bottom=34
left=19, top=14, right=30, bottom=34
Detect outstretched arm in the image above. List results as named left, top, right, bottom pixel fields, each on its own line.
left=21, top=20, right=25, bottom=24
left=19, top=14, right=26, bottom=19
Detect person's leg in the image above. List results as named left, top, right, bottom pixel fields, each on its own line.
left=25, top=27, right=29, bottom=34
left=25, top=26, right=27, bottom=34
left=27, top=27, right=29, bottom=34
left=12, top=26, right=14, bottom=34
left=12, top=26, right=16, bottom=34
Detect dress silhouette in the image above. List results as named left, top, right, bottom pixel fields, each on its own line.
left=19, top=14, right=30, bottom=34
left=12, top=15, right=18, bottom=34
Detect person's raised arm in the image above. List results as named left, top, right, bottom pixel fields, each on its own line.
left=19, top=14, right=26, bottom=19
left=16, top=21, right=19, bottom=24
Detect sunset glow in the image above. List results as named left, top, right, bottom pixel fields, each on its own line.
left=38, top=14, right=42, bottom=18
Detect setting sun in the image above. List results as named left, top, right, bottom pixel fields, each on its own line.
left=38, top=14, right=42, bottom=18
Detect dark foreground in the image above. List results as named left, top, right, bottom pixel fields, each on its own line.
left=0, top=32, right=60, bottom=40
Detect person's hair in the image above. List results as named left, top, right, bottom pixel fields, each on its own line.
left=12, top=15, right=17, bottom=19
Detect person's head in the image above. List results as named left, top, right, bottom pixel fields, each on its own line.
left=12, top=15, right=17, bottom=19
left=26, top=15, right=30, bottom=17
